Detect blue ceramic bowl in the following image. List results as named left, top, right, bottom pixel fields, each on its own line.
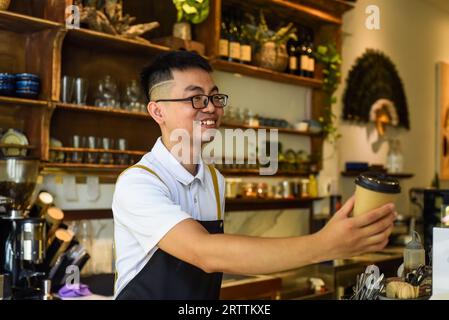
left=0, top=73, right=15, bottom=82
left=15, top=73, right=40, bottom=82
left=345, top=162, right=369, bottom=172
left=14, top=74, right=40, bottom=99
left=15, top=89, right=39, bottom=99
left=0, top=73, right=15, bottom=96
left=0, top=86, right=15, bottom=96
left=16, top=80, right=40, bottom=91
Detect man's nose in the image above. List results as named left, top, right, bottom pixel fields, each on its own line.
left=202, top=100, right=216, bottom=113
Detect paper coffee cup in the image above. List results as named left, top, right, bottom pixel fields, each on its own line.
left=353, top=172, right=401, bottom=216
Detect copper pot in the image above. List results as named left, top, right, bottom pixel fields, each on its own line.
left=253, top=42, right=288, bottom=72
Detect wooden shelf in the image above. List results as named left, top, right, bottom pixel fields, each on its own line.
left=341, top=171, right=415, bottom=179
left=0, top=10, right=61, bottom=33
left=0, top=96, right=49, bottom=107
left=225, top=197, right=323, bottom=211
left=221, top=121, right=323, bottom=137
left=221, top=168, right=316, bottom=177
left=64, top=27, right=171, bottom=56
left=62, top=198, right=324, bottom=219
left=49, top=147, right=147, bottom=156
left=54, top=104, right=323, bottom=137
left=44, top=162, right=129, bottom=171
left=54, top=102, right=151, bottom=120
left=223, top=0, right=353, bottom=26
left=0, top=143, right=36, bottom=149
left=211, top=59, right=323, bottom=88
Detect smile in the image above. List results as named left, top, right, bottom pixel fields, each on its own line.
left=200, top=119, right=216, bottom=126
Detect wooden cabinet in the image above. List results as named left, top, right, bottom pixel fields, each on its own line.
left=0, top=1, right=353, bottom=211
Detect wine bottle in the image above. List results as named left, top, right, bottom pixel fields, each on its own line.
left=228, top=16, right=241, bottom=63
left=307, top=30, right=315, bottom=78
left=298, top=29, right=309, bottom=78
left=287, top=37, right=298, bottom=74
left=219, top=17, right=230, bottom=60
left=240, top=24, right=252, bottom=64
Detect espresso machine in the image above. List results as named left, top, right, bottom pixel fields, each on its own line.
left=0, top=156, right=47, bottom=299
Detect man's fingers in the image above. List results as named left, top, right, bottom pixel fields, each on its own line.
left=352, top=202, right=395, bottom=228
left=362, top=224, right=394, bottom=246
left=363, top=238, right=389, bottom=253
left=334, top=195, right=355, bottom=219
left=360, top=212, right=395, bottom=237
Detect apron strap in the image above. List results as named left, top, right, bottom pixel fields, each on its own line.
left=119, top=164, right=162, bottom=181
left=208, top=165, right=222, bottom=220
left=120, top=164, right=222, bottom=220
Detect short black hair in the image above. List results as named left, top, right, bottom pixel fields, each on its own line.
left=140, top=50, right=212, bottom=101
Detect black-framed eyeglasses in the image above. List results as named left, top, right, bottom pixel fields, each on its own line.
left=155, top=94, right=229, bottom=109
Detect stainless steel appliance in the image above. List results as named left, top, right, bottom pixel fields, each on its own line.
left=0, top=157, right=47, bottom=299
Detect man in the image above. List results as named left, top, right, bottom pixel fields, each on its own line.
left=112, top=51, right=396, bottom=300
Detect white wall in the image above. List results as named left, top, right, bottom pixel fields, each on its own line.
left=323, top=0, right=449, bottom=215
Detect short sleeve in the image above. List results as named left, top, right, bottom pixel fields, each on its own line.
left=112, top=169, right=191, bottom=254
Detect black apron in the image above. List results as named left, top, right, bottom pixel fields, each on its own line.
left=115, top=164, right=223, bottom=300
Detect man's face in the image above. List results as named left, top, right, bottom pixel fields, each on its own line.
left=156, top=68, right=223, bottom=144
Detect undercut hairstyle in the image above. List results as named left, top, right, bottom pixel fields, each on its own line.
left=140, top=50, right=212, bottom=102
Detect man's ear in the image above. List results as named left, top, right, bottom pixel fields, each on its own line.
left=148, top=101, right=164, bottom=125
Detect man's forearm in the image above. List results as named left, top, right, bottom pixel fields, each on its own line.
left=199, top=233, right=329, bottom=274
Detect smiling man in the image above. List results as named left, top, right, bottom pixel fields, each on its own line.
left=112, top=51, right=397, bottom=300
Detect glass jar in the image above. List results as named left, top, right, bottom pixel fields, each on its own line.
left=243, top=183, right=257, bottom=198
left=94, top=75, right=120, bottom=108
left=121, top=80, right=143, bottom=112
left=256, top=182, right=268, bottom=199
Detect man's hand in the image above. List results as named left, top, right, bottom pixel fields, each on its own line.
left=316, top=195, right=397, bottom=260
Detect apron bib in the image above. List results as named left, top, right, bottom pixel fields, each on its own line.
left=115, top=164, right=223, bottom=300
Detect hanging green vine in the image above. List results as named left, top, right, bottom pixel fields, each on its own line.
left=314, top=43, right=342, bottom=144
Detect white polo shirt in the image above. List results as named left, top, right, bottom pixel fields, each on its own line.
left=112, top=137, right=225, bottom=297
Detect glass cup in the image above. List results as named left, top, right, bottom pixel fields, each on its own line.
left=60, top=76, right=75, bottom=103
left=99, top=137, right=114, bottom=165
left=70, top=135, right=83, bottom=163
left=73, top=77, right=88, bottom=105
left=116, top=138, right=129, bottom=165
left=85, top=135, right=98, bottom=164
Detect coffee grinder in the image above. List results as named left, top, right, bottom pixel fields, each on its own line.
left=0, top=156, right=47, bottom=299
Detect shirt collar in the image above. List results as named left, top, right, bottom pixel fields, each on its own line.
left=150, top=137, right=205, bottom=186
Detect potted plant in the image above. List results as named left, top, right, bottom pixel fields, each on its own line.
left=172, top=0, right=210, bottom=40
left=314, top=43, right=342, bottom=144
left=0, top=0, right=11, bottom=10
left=248, top=11, right=297, bottom=72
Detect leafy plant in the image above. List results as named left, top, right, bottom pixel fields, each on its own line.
left=172, top=0, right=210, bottom=24
left=247, top=11, right=297, bottom=47
left=314, top=43, right=342, bottom=144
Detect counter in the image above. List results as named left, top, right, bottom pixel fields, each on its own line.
left=63, top=247, right=404, bottom=300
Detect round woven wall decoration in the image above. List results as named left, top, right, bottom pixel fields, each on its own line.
left=342, top=49, right=410, bottom=130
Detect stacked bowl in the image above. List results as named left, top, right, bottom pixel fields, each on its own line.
left=15, top=73, right=40, bottom=99
left=0, top=73, right=16, bottom=96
